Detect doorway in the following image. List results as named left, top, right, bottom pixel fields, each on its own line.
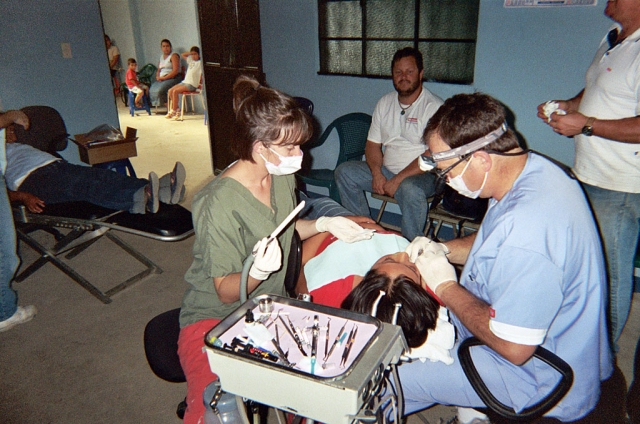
left=99, top=0, right=213, bottom=208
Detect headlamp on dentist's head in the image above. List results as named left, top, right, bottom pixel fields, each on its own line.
left=419, top=122, right=508, bottom=172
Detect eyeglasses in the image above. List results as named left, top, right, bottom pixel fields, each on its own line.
left=433, top=155, right=469, bottom=195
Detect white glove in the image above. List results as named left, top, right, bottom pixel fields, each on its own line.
left=315, top=216, right=375, bottom=243
left=414, top=250, right=457, bottom=296
left=405, top=236, right=449, bottom=262
left=249, top=237, right=283, bottom=281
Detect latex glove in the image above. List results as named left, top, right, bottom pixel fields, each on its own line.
left=405, top=236, right=449, bottom=262
left=315, top=216, right=375, bottom=243
left=542, top=101, right=567, bottom=123
left=414, top=250, right=457, bottom=296
left=249, top=237, right=283, bottom=281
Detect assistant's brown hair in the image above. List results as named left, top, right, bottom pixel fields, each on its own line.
left=423, top=93, right=519, bottom=153
left=231, top=75, right=313, bottom=162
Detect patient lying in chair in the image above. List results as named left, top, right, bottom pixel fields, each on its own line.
left=5, top=125, right=186, bottom=214
left=297, top=230, right=455, bottom=363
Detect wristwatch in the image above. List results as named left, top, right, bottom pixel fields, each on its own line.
left=581, top=117, right=596, bottom=136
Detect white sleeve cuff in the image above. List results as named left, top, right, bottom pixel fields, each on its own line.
left=489, top=320, right=546, bottom=346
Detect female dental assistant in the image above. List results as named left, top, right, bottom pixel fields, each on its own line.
left=177, top=75, right=374, bottom=423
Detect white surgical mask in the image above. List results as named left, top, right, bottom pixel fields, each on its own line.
left=446, top=156, right=487, bottom=199
left=260, top=147, right=303, bottom=176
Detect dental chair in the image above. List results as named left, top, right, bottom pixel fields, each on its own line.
left=11, top=105, right=194, bottom=304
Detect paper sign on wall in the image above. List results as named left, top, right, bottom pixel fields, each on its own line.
left=504, top=0, right=597, bottom=6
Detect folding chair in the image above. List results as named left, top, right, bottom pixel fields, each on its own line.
left=11, top=105, right=194, bottom=304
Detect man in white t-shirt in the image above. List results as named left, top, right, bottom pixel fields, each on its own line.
left=335, top=47, right=443, bottom=240
left=537, top=0, right=640, bottom=350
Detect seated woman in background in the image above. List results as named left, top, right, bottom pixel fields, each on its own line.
left=149, top=39, right=181, bottom=108
left=297, top=230, right=454, bottom=359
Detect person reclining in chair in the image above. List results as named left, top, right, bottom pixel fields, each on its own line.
left=4, top=124, right=186, bottom=214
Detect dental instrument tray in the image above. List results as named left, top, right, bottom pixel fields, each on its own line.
left=204, top=294, right=407, bottom=423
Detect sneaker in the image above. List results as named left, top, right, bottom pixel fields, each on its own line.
left=0, top=305, right=37, bottom=332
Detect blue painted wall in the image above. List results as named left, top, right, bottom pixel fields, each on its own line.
left=0, top=0, right=118, bottom=163
left=261, top=0, right=610, bottom=170
left=0, top=0, right=612, bottom=173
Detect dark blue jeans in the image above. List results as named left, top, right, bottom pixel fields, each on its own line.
left=19, top=161, right=148, bottom=211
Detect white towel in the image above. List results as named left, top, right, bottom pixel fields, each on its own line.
left=408, top=306, right=455, bottom=365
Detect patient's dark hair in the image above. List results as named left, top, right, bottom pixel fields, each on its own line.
left=231, top=75, right=313, bottom=162
left=341, top=270, right=439, bottom=348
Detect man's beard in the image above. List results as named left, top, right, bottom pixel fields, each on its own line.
left=394, top=79, right=421, bottom=98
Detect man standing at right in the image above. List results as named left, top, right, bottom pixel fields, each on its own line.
left=335, top=47, right=443, bottom=241
left=537, top=0, right=640, bottom=349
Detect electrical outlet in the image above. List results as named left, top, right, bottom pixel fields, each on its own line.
left=61, top=43, right=72, bottom=58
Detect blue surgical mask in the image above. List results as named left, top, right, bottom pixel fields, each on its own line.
left=260, top=147, right=303, bottom=176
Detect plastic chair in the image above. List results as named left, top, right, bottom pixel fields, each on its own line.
left=298, top=112, right=372, bottom=203
left=137, top=63, right=157, bottom=86
left=176, top=78, right=206, bottom=123
left=128, top=89, right=151, bottom=116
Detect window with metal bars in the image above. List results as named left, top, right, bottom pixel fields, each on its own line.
left=318, top=0, right=480, bottom=84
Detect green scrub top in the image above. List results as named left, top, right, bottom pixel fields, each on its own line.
left=180, top=173, right=296, bottom=326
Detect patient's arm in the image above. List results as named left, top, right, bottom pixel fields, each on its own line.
left=8, top=190, right=45, bottom=213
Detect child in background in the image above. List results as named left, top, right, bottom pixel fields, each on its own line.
left=126, top=58, right=149, bottom=108
left=166, top=46, right=203, bottom=119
